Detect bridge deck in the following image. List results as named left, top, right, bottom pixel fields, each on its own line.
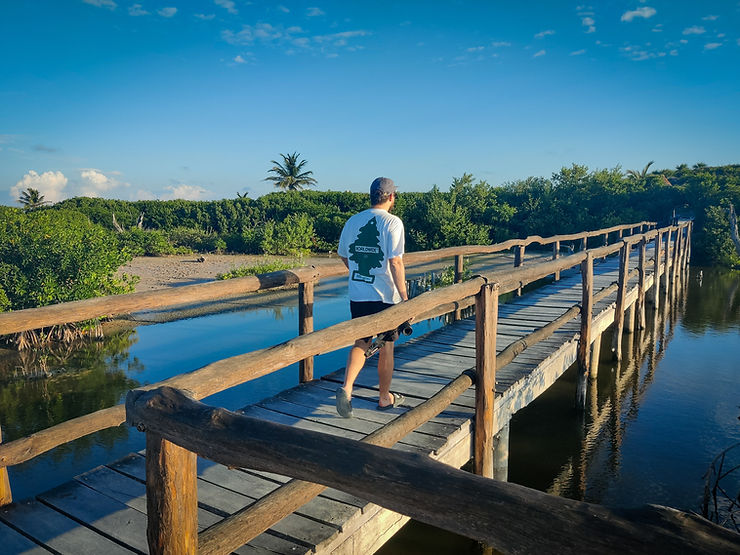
left=0, top=248, right=658, bottom=554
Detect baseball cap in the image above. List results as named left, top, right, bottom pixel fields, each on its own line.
left=370, top=177, right=397, bottom=196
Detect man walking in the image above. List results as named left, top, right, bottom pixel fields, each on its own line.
left=335, top=177, right=408, bottom=418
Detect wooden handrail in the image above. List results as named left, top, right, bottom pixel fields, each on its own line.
left=0, top=221, right=655, bottom=336
left=126, top=386, right=740, bottom=554
left=0, top=223, right=680, bottom=469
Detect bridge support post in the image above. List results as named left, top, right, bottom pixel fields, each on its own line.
left=146, top=432, right=198, bottom=555
left=474, top=282, right=498, bottom=478
left=454, top=254, right=464, bottom=321
left=493, top=421, right=509, bottom=482
left=649, top=231, right=662, bottom=307
left=552, top=240, right=560, bottom=281
left=611, top=242, right=630, bottom=361
left=577, top=253, right=594, bottom=407
left=0, top=426, right=12, bottom=507
left=637, top=238, right=647, bottom=330
left=589, top=333, right=601, bottom=380
left=514, top=246, right=525, bottom=296
left=298, top=280, right=314, bottom=383
left=663, top=228, right=672, bottom=304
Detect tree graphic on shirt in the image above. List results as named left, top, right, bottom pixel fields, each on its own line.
left=348, top=217, right=384, bottom=283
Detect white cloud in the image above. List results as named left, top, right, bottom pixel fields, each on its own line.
left=621, top=7, right=656, bottom=22
left=79, top=169, right=127, bottom=197
left=581, top=16, right=596, bottom=33
left=233, top=54, right=251, bottom=64
left=128, top=4, right=148, bottom=16
left=702, top=15, right=719, bottom=21
left=11, top=170, right=68, bottom=204
left=134, top=189, right=157, bottom=201
left=215, top=0, right=237, bottom=15
left=491, top=41, right=511, bottom=47
left=83, top=0, right=117, bottom=9
left=535, top=30, right=555, bottom=39
left=467, top=46, right=485, bottom=52
left=307, top=7, right=325, bottom=17
left=158, top=7, right=177, bottom=18
left=704, top=42, right=722, bottom=50
left=570, top=49, right=586, bottom=56
left=278, top=5, right=290, bottom=13
left=683, top=26, right=706, bottom=35
left=195, top=13, right=215, bottom=21
left=163, top=184, right=207, bottom=200
left=533, top=49, right=546, bottom=58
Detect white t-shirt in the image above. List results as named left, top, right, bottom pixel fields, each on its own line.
left=338, top=208, right=405, bottom=304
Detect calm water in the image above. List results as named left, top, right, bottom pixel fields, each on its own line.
left=1, top=265, right=738, bottom=548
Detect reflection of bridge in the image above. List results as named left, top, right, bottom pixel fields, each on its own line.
left=1, top=220, right=738, bottom=553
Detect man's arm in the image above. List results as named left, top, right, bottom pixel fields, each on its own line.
left=388, top=256, right=408, bottom=301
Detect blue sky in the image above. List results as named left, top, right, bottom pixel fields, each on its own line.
left=1, top=1, right=739, bottom=204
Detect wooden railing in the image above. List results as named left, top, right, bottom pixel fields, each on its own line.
left=0, top=220, right=673, bottom=508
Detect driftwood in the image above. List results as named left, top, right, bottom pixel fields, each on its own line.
left=127, top=387, right=740, bottom=555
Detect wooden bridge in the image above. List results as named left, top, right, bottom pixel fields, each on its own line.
left=1, top=220, right=739, bottom=554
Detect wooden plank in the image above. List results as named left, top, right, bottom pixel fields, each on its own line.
left=37, top=481, right=150, bottom=554
left=0, top=520, right=51, bottom=554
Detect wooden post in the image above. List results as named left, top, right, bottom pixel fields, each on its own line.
left=686, top=221, right=693, bottom=268
left=611, top=242, right=630, bottom=361
left=146, top=432, right=198, bottom=555
left=618, top=229, right=623, bottom=239
left=650, top=231, right=662, bottom=307
left=625, top=303, right=636, bottom=333
left=577, top=253, right=594, bottom=378
left=298, top=280, right=314, bottom=383
left=454, top=254, right=464, bottom=321
left=589, top=333, right=601, bottom=380
left=474, top=282, right=498, bottom=478
left=663, top=228, right=672, bottom=302
left=637, top=238, right=647, bottom=330
left=680, top=225, right=689, bottom=271
left=514, top=245, right=525, bottom=295
left=671, top=227, right=682, bottom=292
left=552, top=240, right=560, bottom=281
left=580, top=236, right=587, bottom=251
left=0, top=426, right=11, bottom=506
left=492, top=422, right=509, bottom=482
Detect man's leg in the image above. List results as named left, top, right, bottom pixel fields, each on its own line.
left=341, top=339, right=370, bottom=396
left=377, top=340, right=395, bottom=407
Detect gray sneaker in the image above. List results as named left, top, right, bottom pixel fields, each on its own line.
left=336, top=387, right=353, bottom=418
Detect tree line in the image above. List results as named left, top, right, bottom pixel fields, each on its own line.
left=2, top=162, right=739, bottom=313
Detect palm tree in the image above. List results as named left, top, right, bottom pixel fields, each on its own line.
left=18, top=188, right=49, bottom=210
left=265, top=152, right=317, bottom=191
left=626, top=160, right=654, bottom=180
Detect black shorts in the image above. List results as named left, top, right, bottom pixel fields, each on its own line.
left=350, top=301, right=394, bottom=343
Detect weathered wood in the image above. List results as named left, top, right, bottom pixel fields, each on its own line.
left=298, top=280, right=315, bottom=383
left=650, top=231, right=662, bottom=305
left=127, top=387, right=740, bottom=555
left=637, top=238, right=647, bottom=329
left=578, top=253, right=594, bottom=377
left=474, top=283, right=497, bottom=478
left=671, top=225, right=682, bottom=288
left=146, top=432, right=198, bottom=555
left=611, top=242, right=630, bottom=361
left=453, top=254, right=464, bottom=321
left=0, top=427, right=11, bottom=507
left=552, top=240, right=561, bottom=280
left=493, top=421, right=510, bottom=481
left=196, top=372, right=475, bottom=555
left=589, top=334, right=601, bottom=379
left=0, top=265, right=322, bottom=336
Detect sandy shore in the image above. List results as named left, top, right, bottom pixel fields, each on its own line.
left=119, top=254, right=342, bottom=292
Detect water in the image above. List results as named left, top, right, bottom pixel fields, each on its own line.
left=1, top=264, right=737, bottom=546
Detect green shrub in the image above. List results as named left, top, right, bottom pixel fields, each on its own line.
left=217, top=257, right=304, bottom=280
left=261, top=213, right=315, bottom=256
left=0, top=207, right=136, bottom=310
left=167, top=227, right=226, bottom=253
left=118, top=228, right=176, bottom=256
